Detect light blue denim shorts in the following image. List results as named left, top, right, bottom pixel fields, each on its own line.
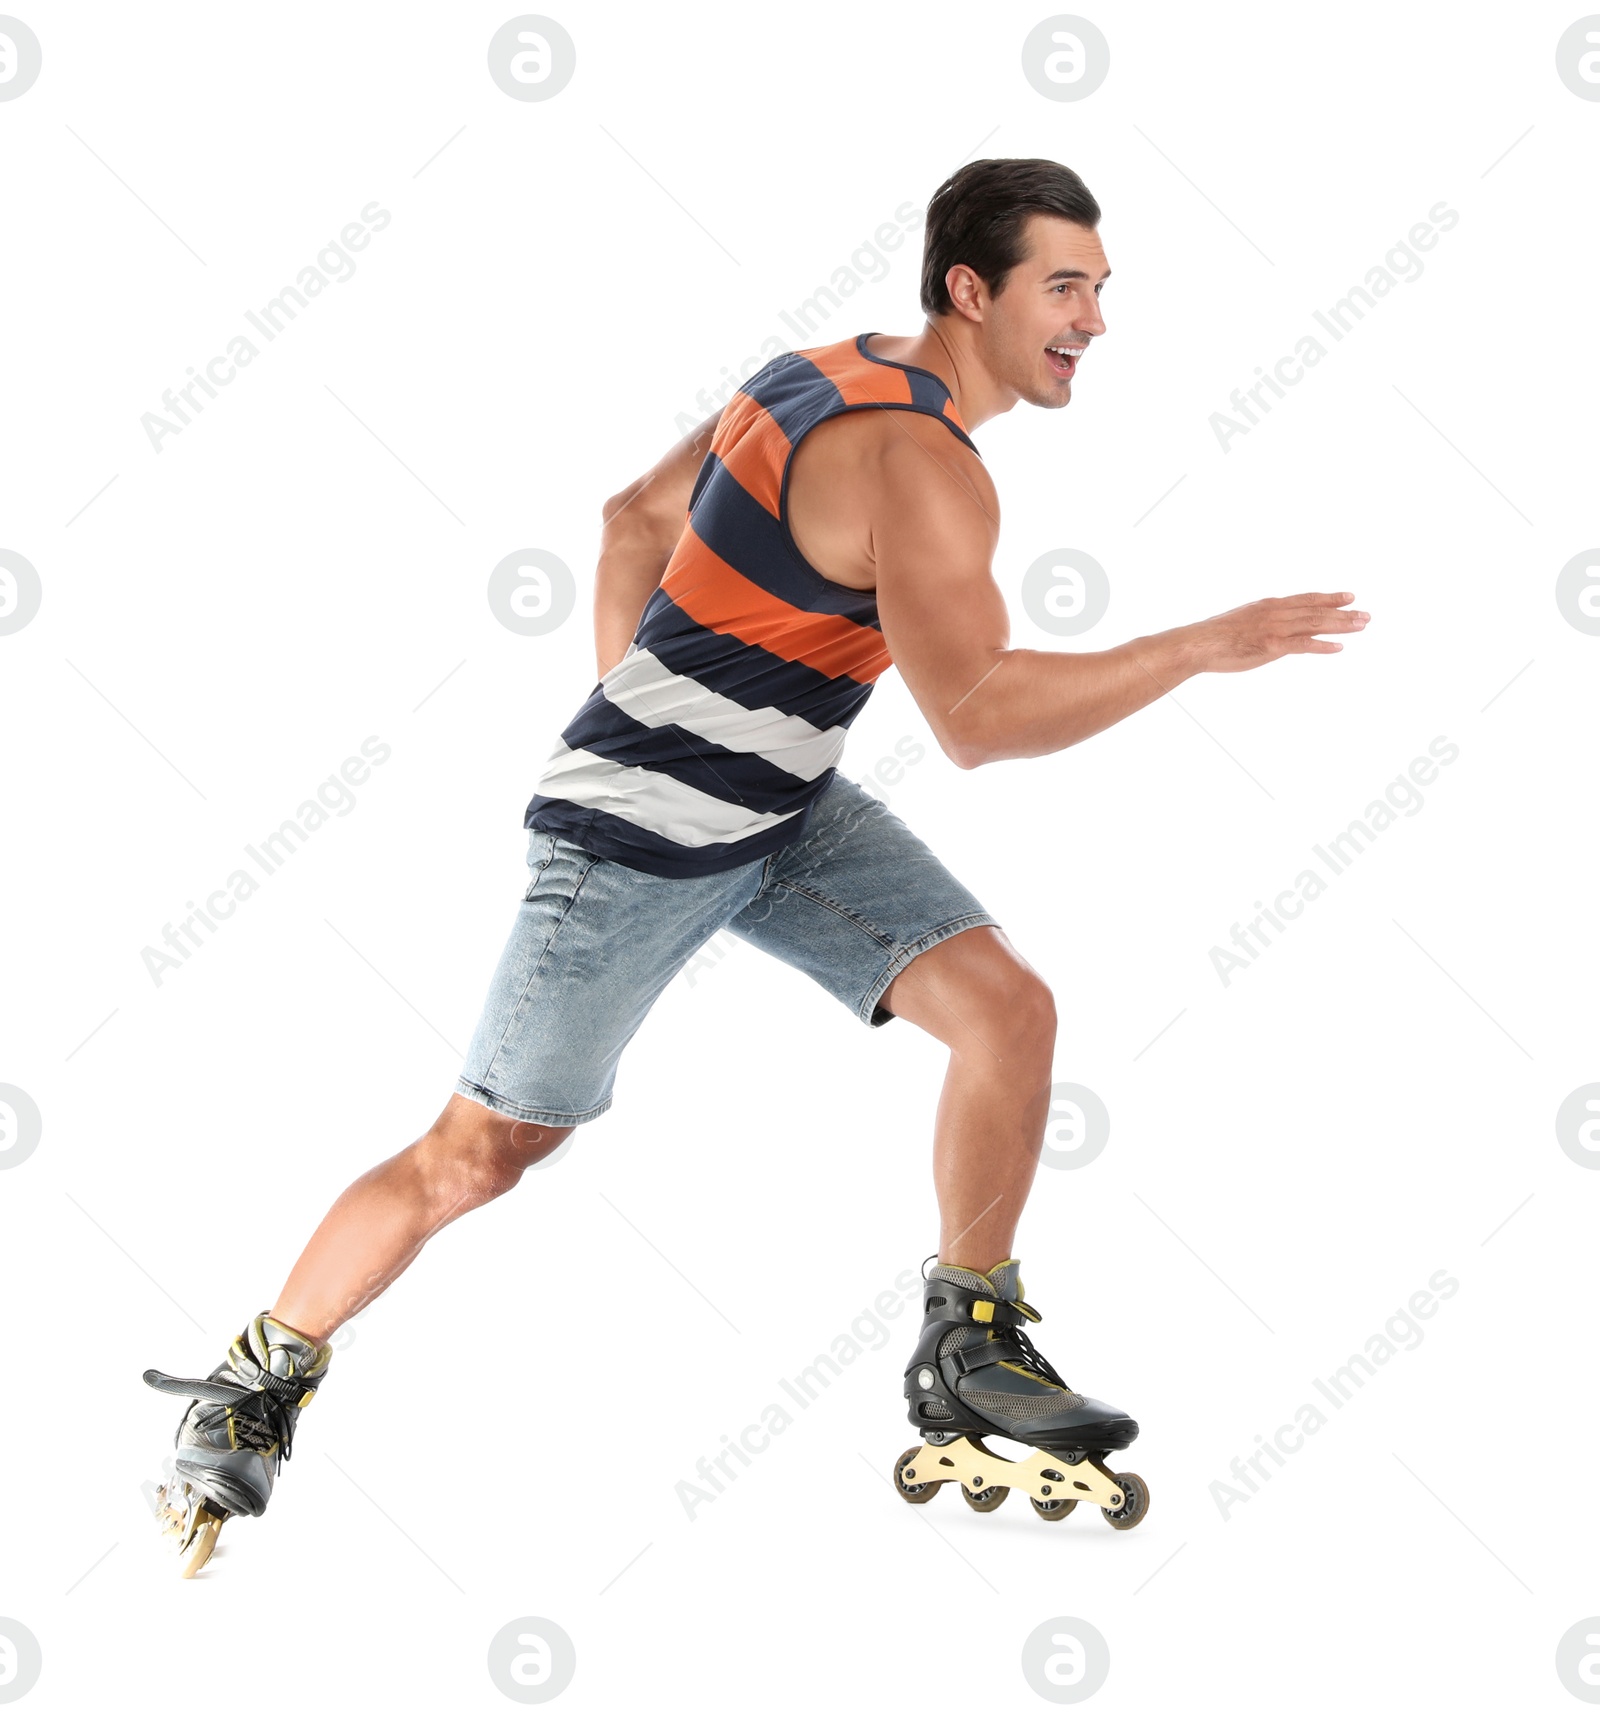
left=455, top=774, right=998, bottom=1126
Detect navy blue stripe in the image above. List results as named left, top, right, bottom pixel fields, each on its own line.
left=689, top=455, right=881, bottom=628
left=525, top=793, right=816, bottom=879
left=739, top=352, right=843, bottom=442
left=558, top=691, right=816, bottom=813
left=634, top=591, right=875, bottom=729
left=906, top=367, right=955, bottom=417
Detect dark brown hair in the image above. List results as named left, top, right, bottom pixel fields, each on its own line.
left=920, top=158, right=1101, bottom=316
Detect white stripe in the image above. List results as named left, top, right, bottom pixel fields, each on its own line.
left=601, top=648, right=846, bottom=781
left=535, top=745, right=797, bottom=848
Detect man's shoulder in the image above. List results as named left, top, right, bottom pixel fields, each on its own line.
left=791, top=396, right=968, bottom=467
left=870, top=409, right=994, bottom=505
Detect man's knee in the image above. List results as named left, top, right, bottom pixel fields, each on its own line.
left=418, top=1096, right=573, bottom=1211
left=996, top=966, right=1056, bottom=1066
left=894, top=930, right=1056, bottom=1065
left=1012, top=970, right=1057, bottom=1055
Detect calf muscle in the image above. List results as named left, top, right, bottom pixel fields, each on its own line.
left=270, top=1098, right=574, bottom=1342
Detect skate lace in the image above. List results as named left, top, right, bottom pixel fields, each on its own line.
left=201, top=1390, right=297, bottom=1468
left=979, top=1294, right=1072, bottom=1391
left=151, top=1370, right=304, bottom=1471
left=1009, top=1325, right=1071, bottom=1392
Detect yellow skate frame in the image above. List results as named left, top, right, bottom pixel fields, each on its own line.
left=156, top=1482, right=228, bottom=1579
left=899, top=1435, right=1126, bottom=1510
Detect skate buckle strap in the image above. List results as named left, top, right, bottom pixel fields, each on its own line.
left=950, top=1332, right=1028, bottom=1375
left=967, top=1293, right=1039, bottom=1327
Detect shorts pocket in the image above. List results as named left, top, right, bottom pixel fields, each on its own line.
left=522, top=830, right=558, bottom=898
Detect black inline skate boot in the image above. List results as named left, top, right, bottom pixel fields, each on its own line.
left=143, top=1312, right=332, bottom=1576
left=892, top=1258, right=1149, bottom=1528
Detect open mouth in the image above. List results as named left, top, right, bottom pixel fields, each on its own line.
left=1046, top=343, right=1082, bottom=379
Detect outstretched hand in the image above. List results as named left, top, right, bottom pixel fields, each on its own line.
left=1181, top=591, right=1369, bottom=674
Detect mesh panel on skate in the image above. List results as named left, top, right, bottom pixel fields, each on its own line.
left=929, top=1264, right=993, bottom=1294
left=964, top=1388, right=1089, bottom=1420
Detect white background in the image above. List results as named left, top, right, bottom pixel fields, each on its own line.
left=2, top=1, right=1597, bottom=1714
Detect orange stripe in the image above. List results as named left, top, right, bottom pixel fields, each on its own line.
left=713, top=393, right=789, bottom=518
left=663, top=528, right=890, bottom=684
left=712, top=388, right=780, bottom=459
left=802, top=337, right=972, bottom=434
left=805, top=340, right=914, bottom=406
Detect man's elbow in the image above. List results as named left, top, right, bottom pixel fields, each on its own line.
left=602, top=472, right=671, bottom=538
left=601, top=485, right=640, bottom=532
left=940, top=724, right=992, bottom=771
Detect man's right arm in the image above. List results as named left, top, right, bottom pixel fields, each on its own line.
left=871, top=416, right=1368, bottom=769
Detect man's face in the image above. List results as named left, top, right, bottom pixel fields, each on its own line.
left=979, top=215, right=1109, bottom=409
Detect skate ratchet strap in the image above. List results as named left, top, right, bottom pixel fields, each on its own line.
left=249, top=1369, right=321, bottom=1409
left=144, top=1369, right=242, bottom=1403
left=142, top=1369, right=319, bottom=1410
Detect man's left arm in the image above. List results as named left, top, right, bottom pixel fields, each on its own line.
left=593, top=411, right=721, bottom=679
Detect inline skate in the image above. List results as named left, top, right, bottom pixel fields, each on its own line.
left=893, top=1259, right=1148, bottom=1528
left=143, top=1312, right=331, bottom=1576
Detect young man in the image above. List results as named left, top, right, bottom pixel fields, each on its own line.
left=145, top=158, right=1366, bottom=1571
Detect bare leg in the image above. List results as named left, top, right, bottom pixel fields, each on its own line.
left=878, top=927, right=1056, bottom=1271
left=271, top=1095, right=573, bottom=1343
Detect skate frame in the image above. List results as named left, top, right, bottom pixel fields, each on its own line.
left=155, top=1477, right=228, bottom=1579
left=900, top=1435, right=1126, bottom=1508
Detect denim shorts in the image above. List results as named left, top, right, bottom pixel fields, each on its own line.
left=455, top=773, right=998, bottom=1126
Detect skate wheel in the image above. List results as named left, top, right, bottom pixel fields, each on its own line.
left=961, top=1482, right=1009, bottom=1513
left=1030, top=1494, right=1078, bottom=1521
left=1101, top=1471, right=1149, bottom=1531
left=178, top=1506, right=226, bottom=1578
left=893, top=1447, right=943, bottom=1504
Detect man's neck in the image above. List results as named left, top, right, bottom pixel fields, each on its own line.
left=862, top=324, right=1015, bottom=430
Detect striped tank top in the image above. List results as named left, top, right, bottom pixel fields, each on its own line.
left=525, top=333, right=978, bottom=877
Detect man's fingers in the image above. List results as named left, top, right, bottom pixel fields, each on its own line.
left=1274, top=606, right=1369, bottom=633
left=1286, top=637, right=1343, bottom=654
left=1277, top=590, right=1356, bottom=608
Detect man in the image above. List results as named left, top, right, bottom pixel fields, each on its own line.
left=145, top=158, right=1366, bottom=1571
